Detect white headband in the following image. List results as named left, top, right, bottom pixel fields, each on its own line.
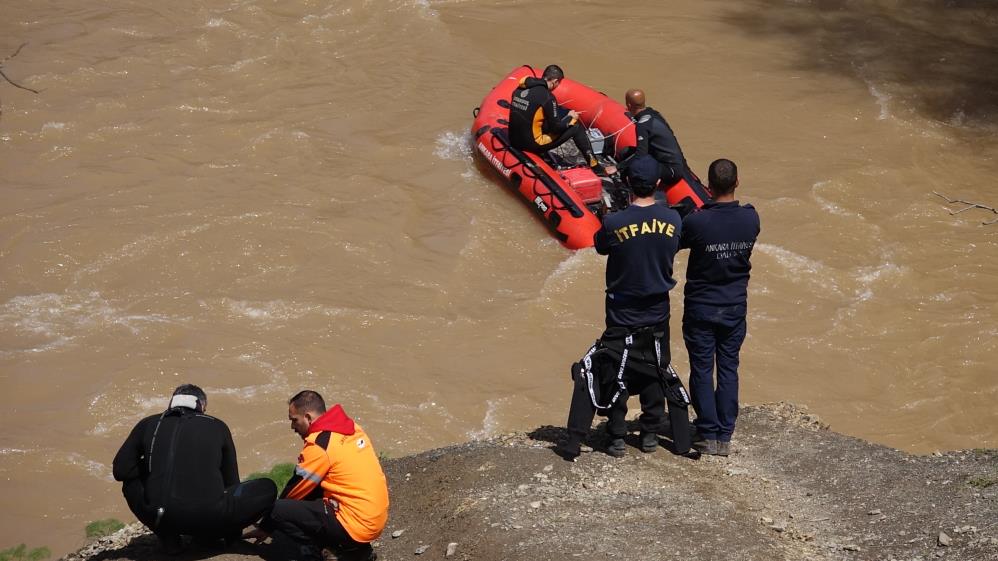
left=169, top=394, right=200, bottom=410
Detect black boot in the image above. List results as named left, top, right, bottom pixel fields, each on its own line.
left=555, top=437, right=582, bottom=462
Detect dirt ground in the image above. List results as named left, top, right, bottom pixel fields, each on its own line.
left=65, top=403, right=998, bottom=561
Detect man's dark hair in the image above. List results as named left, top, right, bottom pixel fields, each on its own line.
left=289, top=390, right=326, bottom=414
left=629, top=180, right=655, bottom=198
left=173, top=384, right=207, bottom=411
left=625, top=154, right=658, bottom=198
left=708, top=158, right=738, bottom=195
left=542, top=64, right=564, bottom=81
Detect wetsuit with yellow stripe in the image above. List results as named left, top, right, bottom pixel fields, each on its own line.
left=508, top=76, right=603, bottom=171
left=262, top=405, right=389, bottom=560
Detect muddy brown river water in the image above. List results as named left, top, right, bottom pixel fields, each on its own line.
left=1, top=0, right=997, bottom=556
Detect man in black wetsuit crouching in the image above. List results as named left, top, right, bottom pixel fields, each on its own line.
left=113, top=384, right=276, bottom=553
left=508, top=64, right=616, bottom=176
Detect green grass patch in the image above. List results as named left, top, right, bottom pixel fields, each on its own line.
left=0, top=544, right=50, bottom=561
left=967, top=475, right=997, bottom=489
left=246, top=462, right=295, bottom=489
left=85, top=518, right=125, bottom=539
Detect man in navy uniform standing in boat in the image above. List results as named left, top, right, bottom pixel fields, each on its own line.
left=558, top=155, right=695, bottom=461
left=507, top=64, right=615, bottom=176
left=618, top=89, right=711, bottom=215
left=680, top=158, right=760, bottom=456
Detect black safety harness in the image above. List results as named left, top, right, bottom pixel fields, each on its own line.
left=575, top=326, right=690, bottom=410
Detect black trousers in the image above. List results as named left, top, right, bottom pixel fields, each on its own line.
left=685, top=303, right=748, bottom=442
left=567, top=324, right=669, bottom=438
left=122, top=478, right=276, bottom=539
left=567, top=368, right=666, bottom=441
left=516, top=122, right=598, bottom=163
left=657, top=161, right=684, bottom=188
left=263, top=499, right=372, bottom=561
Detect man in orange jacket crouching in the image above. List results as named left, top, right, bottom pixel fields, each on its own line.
left=246, top=390, right=389, bottom=561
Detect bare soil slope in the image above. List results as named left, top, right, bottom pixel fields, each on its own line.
left=65, top=404, right=998, bottom=561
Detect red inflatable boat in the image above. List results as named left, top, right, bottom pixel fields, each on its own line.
left=471, top=65, right=709, bottom=249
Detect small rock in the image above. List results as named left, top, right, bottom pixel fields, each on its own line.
left=725, top=467, right=749, bottom=476
left=770, top=521, right=787, bottom=533
left=391, top=529, right=405, bottom=539
left=843, top=544, right=861, bottom=551
left=867, top=509, right=882, bottom=515
left=446, top=542, right=458, bottom=557
left=415, top=544, right=430, bottom=555
left=760, top=517, right=774, bottom=525
left=529, top=501, right=542, bottom=509
left=542, top=464, right=553, bottom=472
left=938, top=532, right=951, bottom=547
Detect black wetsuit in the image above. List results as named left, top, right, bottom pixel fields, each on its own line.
left=566, top=203, right=692, bottom=454
left=619, top=107, right=687, bottom=187
left=508, top=76, right=601, bottom=169
left=113, top=406, right=276, bottom=540
left=618, top=107, right=712, bottom=216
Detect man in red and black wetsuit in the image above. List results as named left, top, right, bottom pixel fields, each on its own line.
left=507, top=64, right=615, bottom=176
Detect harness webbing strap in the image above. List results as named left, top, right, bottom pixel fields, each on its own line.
left=582, top=335, right=633, bottom=410
left=582, top=342, right=619, bottom=409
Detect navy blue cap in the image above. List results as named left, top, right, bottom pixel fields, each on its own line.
left=626, top=155, right=660, bottom=187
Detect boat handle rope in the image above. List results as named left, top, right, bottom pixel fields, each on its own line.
left=487, top=133, right=573, bottom=215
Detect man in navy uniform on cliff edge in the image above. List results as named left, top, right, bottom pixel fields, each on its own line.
left=680, top=158, right=760, bottom=456
left=559, top=155, right=695, bottom=460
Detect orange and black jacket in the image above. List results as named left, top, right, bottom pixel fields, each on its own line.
left=279, top=404, right=389, bottom=543
left=508, top=76, right=578, bottom=150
